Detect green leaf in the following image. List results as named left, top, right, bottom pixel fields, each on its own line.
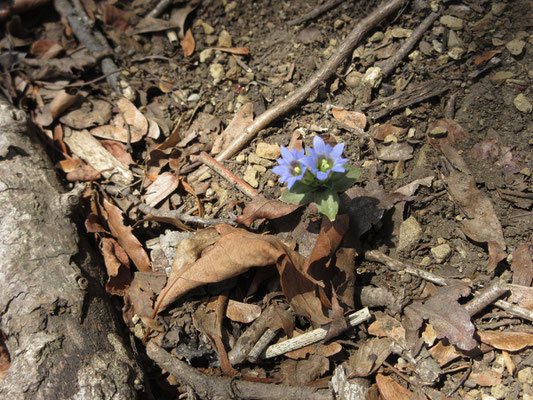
left=289, top=180, right=315, bottom=194
left=280, top=188, right=313, bottom=205
left=314, top=190, right=340, bottom=221
left=329, top=165, right=361, bottom=192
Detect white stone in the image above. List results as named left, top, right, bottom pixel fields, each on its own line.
left=243, top=166, right=259, bottom=188
left=398, top=216, right=422, bottom=251
left=209, top=63, right=225, bottom=83
left=440, top=15, right=464, bottom=30
left=255, top=142, right=280, bottom=160
left=431, top=244, right=451, bottom=263
left=506, top=39, right=525, bottom=56
left=514, top=94, right=532, bottom=113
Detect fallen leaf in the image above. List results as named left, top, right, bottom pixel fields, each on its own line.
left=428, top=341, right=461, bottom=366
left=478, top=330, right=533, bottom=351
left=373, top=123, right=406, bottom=141
left=441, top=171, right=506, bottom=272
left=207, top=299, right=261, bottom=323
left=501, top=350, right=515, bottom=375
left=377, top=142, right=413, bottom=161
left=210, top=47, right=250, bottom=55
left=117, top=97, right=148, bottom=139
left=60, top=100, right=113, bottom=129
left=100, top=139, right=134, bottom=166
left=393, top=176, right=434, bottom=197
left=280, top=355, right=329, bottom=385
left=91, top=125, right=140, bottom=143
left=103, top=4, right=130, bottom=31
left=123, top=272, right=167, bottom=323
left=368, top=312, right=406, bottom=344
left=508, top=284, right=533, bottom=310
left=349, top=338, right=393, bottom=377
left=427, top=119, right=467, bottom=150
left=376, top=374, right=413, bottom=400
left=236, top=196, right=300, bottom=227
left=101, top=237, right=131, bottom=296
left=181, top=28, right=195, bottom=56
left=332, top=108, right=367, bottom=130
left=0, top=331, right=9, bottom=381
left=403, top=282, right=477, bottom=351
left=469, top=138, right=499, bottom=161
left=510, top=243, right=533, bottom=286
left=285, top=341, right=342, bottom=360
left=474, top=49, right=501, bottom=66
left=143, top=172, right=180, bottom=207
left=469, top=370, right=502, bottom=386
left=65, top=164, right=100, bottom=181
left=30, top=39, right=62, bottom=59
left=211, top=103, right=253, bottom=155
left=35, top=89, right=81, bottom=126
left=169, top=0, right=200, bottom=38
left=103, top=198, right=151, bottom=272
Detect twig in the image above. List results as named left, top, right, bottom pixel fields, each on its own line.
left=445, top=93, right=457, bottom=119
left=147, top=0, right=175, bottom=18
left=380, top=12, right=439, bottom=77
left=446, top=360, right=472, bottom=397
left=365, top=250, right=533, bottom=322
left=193, top=151, right=258, bottom=199
left=287, top=0, right=344, bottom=26
left=262, top=308, right=371, bottom=359
left=248, top=328, right=278, bottom=363
left=187, top=0, right=409, bottom=182
left=146, top=342, right=334, bottom=400
left=464, top=279, right=508, bottom=317
left=53, top=0, right=122, bottom=92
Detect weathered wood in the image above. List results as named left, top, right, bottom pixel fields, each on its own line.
left=0, top=95, right=148, bottom=399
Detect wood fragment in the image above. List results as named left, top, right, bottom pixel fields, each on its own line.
left=262, top=308, right=371, bottom=359
left=146, top=342, right=334, bottom=400
left=188, top=0, right=409, bottom=182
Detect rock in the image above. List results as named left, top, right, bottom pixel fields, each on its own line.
left=448, top=31, right=464, bottom=49
left=333, top=19, right=344, bottom=29
left=448, top=47, right=465, bottom=60
left=390, top=27, right=412, bottom=38
left=255, top=142, right=280, bottom=159
left=362, top=67, right=382, bottom=88
left=491, top=3, right=506, bottom=16
left=520, top=167, right=531, bottom=176
left=398, top=216, right=422, bottom=251
left=490, top=71, right=514, bottom=84
left=243, top=166, right=259, bottom=188
left=440, top=15, right=464, bottom=30
left=428, top=126, right=448, bottom=137
left=518, top=367, right=533, bottom=385
left=199, top=48, right=214, bottom=63
left=248, top=153, right=273, bottom=167
left=218, top=30, right=232, bottom=48
left=235, top=153, right=247, bottom=163
left=432, top=39, right=444, bottom=53
left=490, top=384, right=508, bottom=400
left=225, top=1, right=237, bottom=13
left=368, top=31, right=384, bottom=42
left=431, top=243, right=451, bottom=263
left=198, top=171, right=212, bottom=181
left=514, top=94, right=532, bottom=113
left=506, top=39, right=525, bottom=56
left=200, top=21, right=215, bottom=35
left=419, top=40, right=433, bottom=55
left=252, top=164, right=266, bottom=173
left=209, top=63, right=225, bottom=83
left=345, top=71, right=362, bottom=88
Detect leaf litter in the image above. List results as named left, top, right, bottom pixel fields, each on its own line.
left=5, top=0, right=533, bottom=398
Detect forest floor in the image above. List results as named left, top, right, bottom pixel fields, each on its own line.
left=1, top=0, right=532, bottom=399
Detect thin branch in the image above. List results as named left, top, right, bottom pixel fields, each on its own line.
left=146, top=342, right=334, bottom=400
left=188, top=0, right=409, bottom=182
left=287, top=0, right=344, bottom=26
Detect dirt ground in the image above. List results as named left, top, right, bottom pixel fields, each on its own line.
left=1, top=0, right=532, bottom=399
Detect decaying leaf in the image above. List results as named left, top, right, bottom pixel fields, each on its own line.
left=468, top=370, right=502, bottom=387
left=348, top=337, right=393, bottom=377
left=368, top=312, right=406, bottom=344
left=331, top=108, right=367, bottom=130
left=236, top=196, right=300, bottom=227
left=279, top=355, right=329, bottom=385
left=211, top=102, right=253, bottom=154
left=510, top=243, right=533, bottom=286
left=103, top=198, right=151, bottom=272
left=101, top=237, right=131, bottom=296
left=181, top=28, right=195, bottom=56
left=427, top=118, right=467, bottom=150
left=376, top=374, right=414, bottom=400
left=403, top=282, right=476, bottom=352
left=91, top=98, right=148, bottom=143
left=372, top=123, right=406, bottom=141
left=508, top=284, right=533, bottom=310
left=393, top=176, right=434, bottom=197
left=60, top=100, right=113, bottom=130
left=35, top=89, right=81, bottom=126
left=30, top=39, right=63, bottom=59
left=207, top=298, right=261, bottom=323
left=285, top=341, right=342, bottom=360
left=169, top=0, right=200, bottom=38
left=376, top=142, right=413, bottom=161
left=143, top=172, right=180, bottom=207
left=428, top=341, right=461, bottom=366
left=441, top=170, right=506, bottom=272
left=478, top=330, right=533, bottom=351
left=123, top=272, right=167, bottom=323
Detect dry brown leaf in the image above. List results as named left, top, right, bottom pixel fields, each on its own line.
left=30, top=39, right=62, bottom=59
left=377, top=142, right=413, bottom=161
left=279, top=355, right=329, bottom=385
left=90, top=125, right=136, bottom=143
left=117, top=97, right=148, bottom=139
left=211, top=47, right=250, bottom=55
left=428, top=341, right=461, bottom=366
left=123, top=272, right=167, bottom=323
left=103, top=4, right=130, bottom=31
left=101, top=237, right=131, bottom=296
left=207, top=299, right=261, bottom=323
left=65, top=164, right=100, bottom=181
left=100, top=139, right=134, bottom=166
left=103, top=198, right=151, bottom=272
left=211, top=102, right=253, bottom=155
left=181, top=28, right=195, bottom=56
left=348, top=338, right=393, bottom=377
left=143, top=172, right=179, bottom=207
left=0, top=331, right=9, bottom=380
left=502, top=350, right=515, bottom=375
left=427, top=118, right=467, bottom=150
left=376, top=374, right=413, bottom=400
left=236, top=196, right=300, bottom=227
left=373, top=123, right=406, bottom=141
left=331, top=108, right=367, bottom=130
left=403, top=282, right=476, bottom=351
left=368, top=312, right=406, bottom=343
left=508, top=284, right=533, bottom=310
left=169, top=0, right=199, bottom=38
left=60, top=100, right=113, bottom=130
left=441, top=171, right=506, bottom=272
left=469, top=370, right=502, bottom=386
left=35, top=90, right=81, bottom=126
left=510, top=243, right=533, bottom=286
left=284, top=341, right=342, bottom=360
left=478, top=330, right=533, bottom=351
left=393, top=176, right=434, bottom=197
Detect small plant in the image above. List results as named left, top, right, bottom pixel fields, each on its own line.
left=273, top=136, right=360, bottom=220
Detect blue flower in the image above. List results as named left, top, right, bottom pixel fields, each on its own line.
left=302, top=136, right=347, bottom=181
left=272, top=147, right=306, bottom=189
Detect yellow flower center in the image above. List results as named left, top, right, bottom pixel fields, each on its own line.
left=318, top=157, right=332, bottom=172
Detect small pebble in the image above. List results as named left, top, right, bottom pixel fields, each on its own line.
left=218, top=30, right=232, bottom=48
left=255, top=142, right=281, bottom=159
left=506, top=39, right=526, bottom=56
left=209, top=63, right=225, bottom=83
left=429, top=126, right=448, bottom=137
left=431, top=243, right=451, bottom=263
left=440, top=15, right=464, bottom=30
left=514, top=94, right=532, bottom=113
left=243, top=166, right=259, bottom=188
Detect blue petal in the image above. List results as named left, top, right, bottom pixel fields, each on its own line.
left=313, top=136, right=326, bottom=154
left=331, top=143, right=344, bottom=159
left=316, top=170, right=329, bottom=180
left=330, top=165, right=346, bottom=173
left=280, top=146, right=293, bottom=161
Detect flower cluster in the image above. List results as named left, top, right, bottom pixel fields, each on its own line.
left=272, top=136, right=360, bottom=220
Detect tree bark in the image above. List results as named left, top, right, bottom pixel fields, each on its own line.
left=0, top=95, right=147, bottom=398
